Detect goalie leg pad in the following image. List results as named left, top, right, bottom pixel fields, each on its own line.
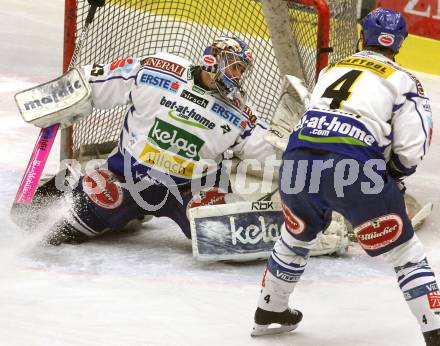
left=71, top=169, right=139, bottom=233
left=50, top=168, right=195, bottom=244
left=45, top=168, right=152, bottom=244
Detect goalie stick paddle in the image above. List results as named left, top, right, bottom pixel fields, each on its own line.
left=411, top=202, right=433, bottom=231
left=13, top=0, right=105, bottom=206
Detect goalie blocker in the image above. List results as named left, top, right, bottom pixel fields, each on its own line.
left=15, top=68, right=93, bottom=129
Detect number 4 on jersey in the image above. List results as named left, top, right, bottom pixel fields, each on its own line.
left=322, top=70, right=363, bottom=109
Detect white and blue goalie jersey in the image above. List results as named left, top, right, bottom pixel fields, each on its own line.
left=82, top=52, right=274, bottom=185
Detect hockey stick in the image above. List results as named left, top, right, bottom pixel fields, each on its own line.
left=13, top=0, right=105, bottom=206
left=411, top=202, right=433, bottom=230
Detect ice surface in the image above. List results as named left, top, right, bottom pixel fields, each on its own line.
left=0, top=1, right=439, bottom=345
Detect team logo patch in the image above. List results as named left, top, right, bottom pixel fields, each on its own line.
left=243, top=105, right=257, bottom=126
left=211, top=101, right=246, bottom=130
left=187, top=188, right=226, bottom=209
left=295, top=112, right=377, bottom=147
left=148, top=117, right=205, bottom=160
left=415, top=79, right=425, bottom=96
left=281, top=203, right=305, bottom=235
left=192, top=85, right=206, bottom=95
left=180, top=90, right=209, bottom=108
left=354, top=214, right=403, bottom=250
left=141, top=57, right=185, bottom=77
left=378, top=33, right=395, bottom=47
left=90, top=63, right=104, bottom=77
left=160, top=95, right=215, bottom=130
left=140, top=71, right=181, bottom=93
left=106, top=58, right=137, bottom=75
left=170, top=81, right=180, bottom=92
left=203, top=55, right=216, bottom=66
left=139, top=144, right=195, bottom=178
left=221, top=124, right=231, bottom=134
left=335, top=58, right=395, bottom=78
left=408, top=73, right=425, bottom=96
left=83, top=169, right=123, bottom=209
left=110, top=57, right=134, bottom=71
left=428, top=291, right=440, bottom=309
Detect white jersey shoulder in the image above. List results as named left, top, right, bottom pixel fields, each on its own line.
left=309, top=50, right=433, bottom=176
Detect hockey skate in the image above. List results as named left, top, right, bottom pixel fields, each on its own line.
left=251, top=307, right=303, bottom=337
left=423, top=328, right=440, bottom=346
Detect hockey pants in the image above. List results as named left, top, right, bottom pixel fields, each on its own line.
left=258, top=148, right=440, bottom=333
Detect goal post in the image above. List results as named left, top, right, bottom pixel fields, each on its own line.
left=61, top=0, right=358, bottom=162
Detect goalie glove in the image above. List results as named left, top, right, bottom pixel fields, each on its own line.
left=309, top=212, right=350, bottom=256
left=15, top=68, right=93, bottom=128
left=265, top=75, right=311, bottom=151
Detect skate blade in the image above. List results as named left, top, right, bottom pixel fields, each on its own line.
left=251, top=323, right=299, bottom=337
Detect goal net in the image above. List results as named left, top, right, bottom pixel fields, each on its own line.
left=62, top=0, right=358, bottom=161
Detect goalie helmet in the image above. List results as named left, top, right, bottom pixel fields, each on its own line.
left=201, top=36, right=253, bottom=107
left=362, top=8, right=408, bottom=54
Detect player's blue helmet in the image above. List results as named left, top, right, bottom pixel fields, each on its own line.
left=201, top=37, right=253, bottom=107
left=362, top=8, right=408, bottom=53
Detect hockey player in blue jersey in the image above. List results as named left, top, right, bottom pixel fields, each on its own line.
left=251, top=8, right=440, bottom=345
left=16, top=37, right=277, bottom=245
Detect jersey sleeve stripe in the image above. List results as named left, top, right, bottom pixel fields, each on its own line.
left=89, top=75, right=137, bottom=84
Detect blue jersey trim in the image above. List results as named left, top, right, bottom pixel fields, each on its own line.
left=392, top=103, right=404, bottom=112
left=89, top=75, right=137, bottom=84
left=280, top=238, right=310, bottom=257
left=399, top=272, right=435, bottom=289
left=405, top=92, right=428, bottom=156
left=403, top=281, right=439, bottom=301
left=389, top=152, right=416, bottom=176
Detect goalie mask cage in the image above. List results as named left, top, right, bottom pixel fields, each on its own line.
left=62, top=0, right=358, bottom=161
